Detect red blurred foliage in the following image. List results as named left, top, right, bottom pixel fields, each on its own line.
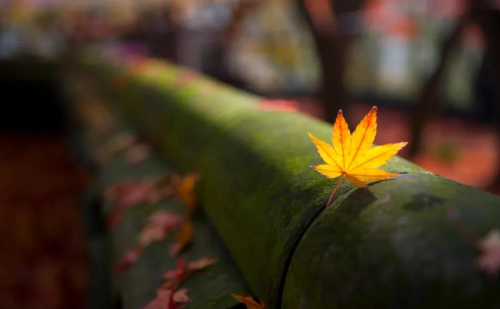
left=0, top=133, right=88, bottom=309
left=258, top=99, right=299, bottom=112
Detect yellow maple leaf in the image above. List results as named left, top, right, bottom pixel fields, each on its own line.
left=231, top=294, right=265, bottom=309
left=309, top=106, right=407, bottom=206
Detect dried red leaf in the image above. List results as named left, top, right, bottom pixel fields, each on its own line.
left=106, top=180, right=156, bottom=228
left=139, top=211, right=183, bottom=247
left=147, top=210, right=183, bottom=228
left=172, top=289, right=190, bottom=303
left=114, top=246, right=143, bottom=272
left=107, top=204, right=127, bottom=229
left=163, top=260, right=188, bottom=281
left=162, top=260, right=189, bottom=290
left=106, top=179, right=156, bottom=206
left=258, top=99, right=298, bottom=112
left=141, top=289, right=190, bottom=309
left=106, top=179, right=176, bottom=228
left=161, top=256, right=218, bottom=290
left=115, top=211, right=183, bottom=272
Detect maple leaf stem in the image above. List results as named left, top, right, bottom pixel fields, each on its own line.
left=327, top=175, right=346, bottom=207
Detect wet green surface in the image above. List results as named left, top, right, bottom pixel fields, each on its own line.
left=70, top=56, right=500, bottom=308
left=65, top=77, right=250, bottom=309
left=284, top=174, right=500, bottom=309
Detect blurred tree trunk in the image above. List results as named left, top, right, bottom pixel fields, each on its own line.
left=297, top=0, right=345, bottom=123
left=472, top=4, right=500, bottom=187
left=210, top=0, right=261, bottom=86
left=408, top=19, right=466, bottom=156
left=297, top=0, right=364, bottom=123
left=409, top=0, right=500, bottom=189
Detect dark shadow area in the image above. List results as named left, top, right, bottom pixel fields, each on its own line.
left=0, top=61, right=65, bottom=131
left=0, top=60, right=91, bottom=309
left=403, top=195, right=445, bottom=212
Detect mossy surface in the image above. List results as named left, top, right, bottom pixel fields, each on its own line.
left=76, top=58, right=451, bottom=308
left=100, top=156, right=250, bottom=309
left=283, top=174, right=500, bottom=309
left=75, top=56, right=500, bottom=309
left=64, top=75, right=250, bottom=309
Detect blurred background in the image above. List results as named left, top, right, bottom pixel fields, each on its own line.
left=0, top=0, right=499, bottom=308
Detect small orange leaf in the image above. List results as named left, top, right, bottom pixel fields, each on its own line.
left=309, top=106, right=407, bottom=205
left=169, top=221, right=194, bottom=257
left=231, top=294, right=265, bottom=309
left=175, top=173, right=201, bottom=215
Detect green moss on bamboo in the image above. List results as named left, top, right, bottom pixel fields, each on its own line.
left=76, top=57, right=500, bottom=309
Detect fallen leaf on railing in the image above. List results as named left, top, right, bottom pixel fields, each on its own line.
left=147, top=210, right=185, bottom=230
left=188, top=256, right=218, bottom=271
left=163, top=260, right=188, bottom=287
left=125, top=143, right=151, bottom=165
left=231, top=294, right=265, bottom=309
left=477, top=229, right=500, bottom=278
left=106, top=178, right=176, bottom=228
left=172, top=173, right=201, bottom=215
left=95, top=133, right=137, bottom=163
left=258, top=99, right=298, bottom=112
left=161, top=256, right=218, bottom=289
left=114, top=246, right=143, bottom=272
left=107, top=179, right=158, bottom=206
left=309, top=106, right=407, bottom=206
left=141, top=288, right=190, bottom=309
left=115, top=211, right=183, bottom=272
left=139, top=211, right=184, bottom=247
left=172, top=289, right=190, bottom=303
left=169, top=221, right=194, bottom=257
